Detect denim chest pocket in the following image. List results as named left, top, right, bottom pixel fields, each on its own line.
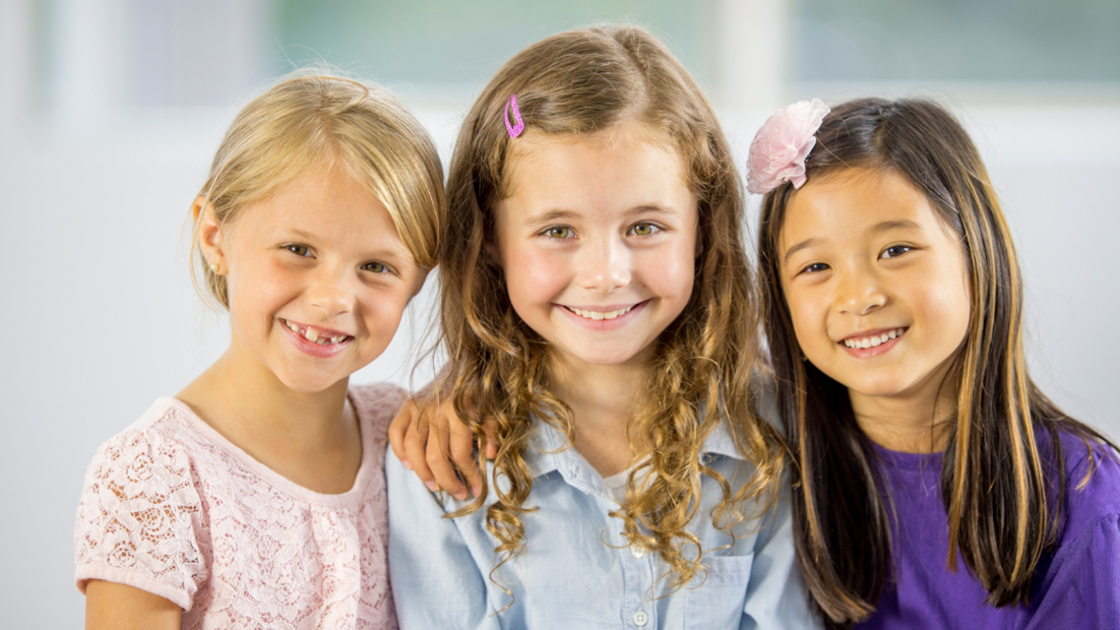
left=684, top=552, right=755, bottom=630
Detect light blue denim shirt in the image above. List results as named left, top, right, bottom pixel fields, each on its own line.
left=387, top=418, right=820, bottom=630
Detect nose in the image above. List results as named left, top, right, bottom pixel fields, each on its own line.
left=835, top=267, right=886, bottom=316
left=308, top=264, right=356, bottom=316
left=576, top=236, right=631, bottom=292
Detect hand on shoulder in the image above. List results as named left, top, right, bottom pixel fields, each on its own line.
left=387, top=393, right=497, bottom=501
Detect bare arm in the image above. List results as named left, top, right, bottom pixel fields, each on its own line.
left=85, top=580, right=181, bottom=630
left=387, top=397, right=497, bottom=500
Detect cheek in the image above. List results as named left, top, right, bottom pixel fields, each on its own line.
left=780, top=285, right=815, bottom=344
left=226, top=257, right=292, bottom=317
left=500, top=244, right=566, bottom=305
left=638, top=240, right=695, bottom=297
left=927, top=270, right=972, bottom=346
left=357, top=286, right=413, bottom=344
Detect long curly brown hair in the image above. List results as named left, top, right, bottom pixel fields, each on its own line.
left=436, top=25, right=786, bottom=593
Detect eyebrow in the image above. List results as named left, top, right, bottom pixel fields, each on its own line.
left=524, top=204, right=679, bottom=225
left=781, top=220, right=922, bottom=266
left=782, top=238, right=818, bottom=266
left=871, top=219, right=921, bottom=234
left=525, top=209, right=579, bottom=224
left=282, top=228, right=409, bottom=262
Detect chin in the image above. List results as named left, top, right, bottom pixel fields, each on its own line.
left=274, top=371, right=350, bottom=395
left=573, top=347, right=645, bottom=367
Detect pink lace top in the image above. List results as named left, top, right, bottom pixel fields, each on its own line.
left=74, top=382, right=406, bottom=629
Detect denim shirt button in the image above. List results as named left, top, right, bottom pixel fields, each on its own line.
left=629, top=543, right=647, bottom=558
left=632, top=610, right=649, bottom=626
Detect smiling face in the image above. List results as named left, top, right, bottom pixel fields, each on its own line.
left=493, top=121, right=699, bottom=373
left=202, top=164, right=428, bottom=393
left=778, top=167, right=972, bottom=416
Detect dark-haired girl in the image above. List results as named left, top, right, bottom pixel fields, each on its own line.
left=751, top=97, right=1120, bottom=628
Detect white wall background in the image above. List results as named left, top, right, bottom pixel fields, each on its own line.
left=1, top=1, right=1118, bottom=627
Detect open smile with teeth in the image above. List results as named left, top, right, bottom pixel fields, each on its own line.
left=564, top=305, right=635, bottom=321
left=281, top=319, right=351, bottom=345
left=842, top=327, right=906, bottom=349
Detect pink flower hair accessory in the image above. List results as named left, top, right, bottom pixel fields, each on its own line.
left=746, top=98, right=830, bottom=194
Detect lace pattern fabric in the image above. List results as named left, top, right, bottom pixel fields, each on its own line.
left=75, top=383, right=406, bottom=630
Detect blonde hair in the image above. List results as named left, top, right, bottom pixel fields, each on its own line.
left=192, top=71, right=444, bottom=307
left=439, top=25, right=785, bottom=593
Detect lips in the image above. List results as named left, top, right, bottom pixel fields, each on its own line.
left=841, top=327, right=907, bottom=349
left=563, top=305, right=636, bottom=321
left=279, top=319, right=352, bottom=346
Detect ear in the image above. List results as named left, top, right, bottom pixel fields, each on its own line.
left=484, top=240, right=503, bottom=267
left=194, top=196, right=227, bottom=274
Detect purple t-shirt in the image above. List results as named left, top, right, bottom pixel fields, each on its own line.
left=857, top=430, right=1120, bottom=630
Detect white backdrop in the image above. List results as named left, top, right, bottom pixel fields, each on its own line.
left=2, top=99, right=1118, bottom=627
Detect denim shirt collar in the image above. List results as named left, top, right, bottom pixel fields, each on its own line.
left=522, top=417, right=747, bottom=501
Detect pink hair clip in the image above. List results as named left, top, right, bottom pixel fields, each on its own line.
left=746, top=98, right=830, bottom=194
left=505, top=93, right=524, bottom=138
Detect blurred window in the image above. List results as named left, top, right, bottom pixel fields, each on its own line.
left=793, top=0, right=1120, bottom=82
left=272, top=0, right=717, bottom=93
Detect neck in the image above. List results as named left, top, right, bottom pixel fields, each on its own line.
left=849, top=381, right=957, bottom=454
left=186, top=350, right=349, bottom=439
left=176, top=335, right=360, bottom=493
left=548, top=352, right=649, bottom=476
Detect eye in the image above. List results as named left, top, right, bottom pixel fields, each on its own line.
left=881, top=245, right=913, bottom=259
left=362, top=261, right=390, bottom=274
left=285, top=243, right=312, bottom=257
left=544, top=226, right=575, bottom=240
left=629, top=222, right=661, bottom=237
left=799, top=262, right=829, bottom=275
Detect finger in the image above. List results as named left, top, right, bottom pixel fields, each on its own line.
left=426, top=418, right=469, bottom=500
left=403, top=407, right=434, bottom=487
left=481, top=416, right=499, bottom=460
left=447, top=413, right=482, bottom=498
left=388, top=399, right=419, bottom=466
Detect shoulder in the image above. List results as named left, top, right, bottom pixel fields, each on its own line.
left=81, top=399, right=203, bottom=486
left=1030, top=430, right=1120, bottom=626
left=349, top=382, right=409, bottom=442
left=1054, top=428, right=1120, bottom=526
left=749, top=372, right=783, bottom=433
left=75, top=399, right=209, bottom=608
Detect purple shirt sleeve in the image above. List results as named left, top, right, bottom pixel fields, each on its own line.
left=859, top=432, right=1120, bottom=630
left=1026, top=438, right=1120, bottom=630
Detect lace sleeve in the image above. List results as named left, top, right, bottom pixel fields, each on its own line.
left=74, top=427, right=209, bottom=611
left=350, top=382, right=408, bottom=446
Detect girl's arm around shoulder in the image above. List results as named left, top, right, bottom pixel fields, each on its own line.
left=742, top=476, right=823, bottom=630
left=74, top=417, right=207, bottom=614
left=1027, top=435, right=1120, bottom=629
left=385, top=448, right=501, bottom=630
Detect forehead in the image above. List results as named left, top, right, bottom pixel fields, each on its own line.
left=500, top=120, right=693, bottom=216
left=232, top=166, right=402, bottom=241
left=779, top=167, right=944, bottom=248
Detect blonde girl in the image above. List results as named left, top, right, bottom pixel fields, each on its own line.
left=386, top=26, right=817, bottom=630
left=74, top=73, right=443, bottom=629
left=752, top=97, right=1120, bottom=628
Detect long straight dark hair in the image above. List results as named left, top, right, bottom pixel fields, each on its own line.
left=756, top=98, right=1115, bottom=627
